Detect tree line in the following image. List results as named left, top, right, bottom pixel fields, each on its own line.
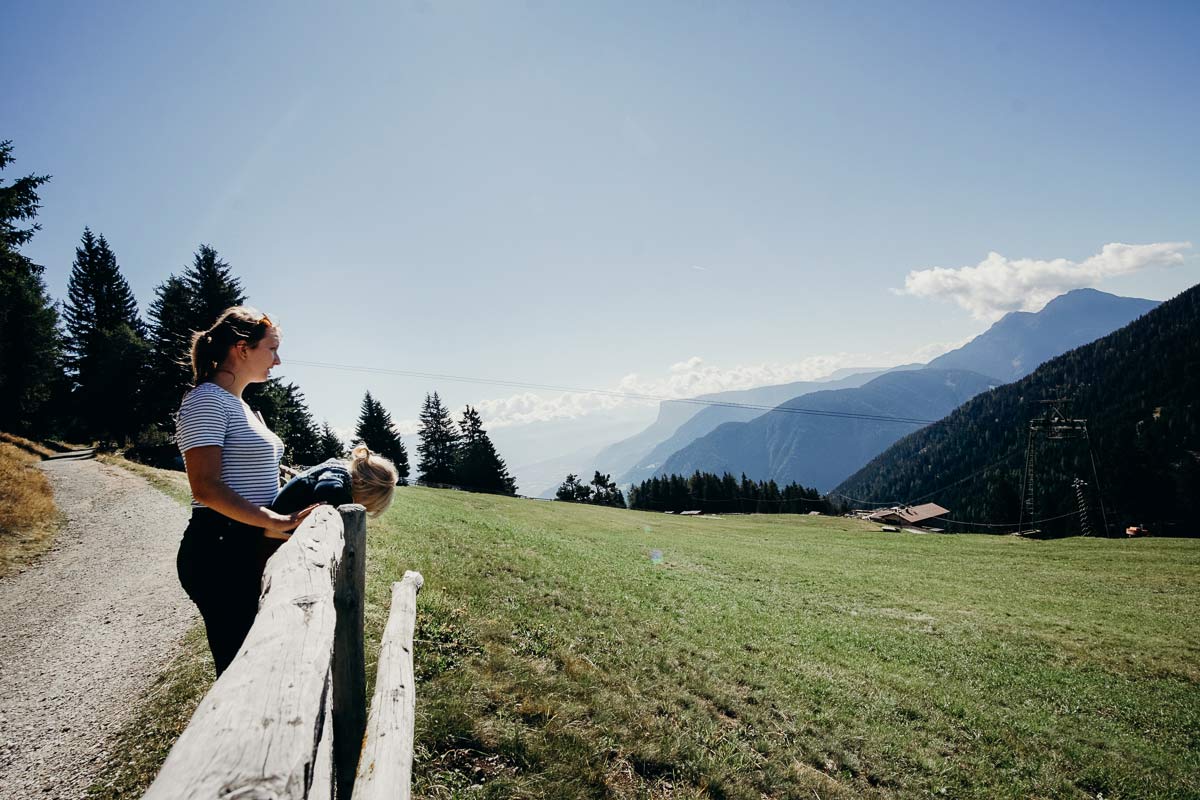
left=555, top=472, right=627, bottom=507
left=0, top=140, right=517, bottom=496
left=627, top=471, right=829, bottom=514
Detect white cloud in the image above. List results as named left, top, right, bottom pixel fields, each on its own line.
left=898, top=241, right=1192, bottom=320
left=471, top=347, right=964, bottom=429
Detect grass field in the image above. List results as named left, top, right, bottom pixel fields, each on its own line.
left=89, top=468, right=1199, bottom=798
left=0, top=432, right=61, bottom=577
left=376, top=489, right=1198, bottom=799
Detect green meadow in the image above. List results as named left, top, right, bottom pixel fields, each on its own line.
left=374, top=488, right=1198, bottom=799
left=90, top=469, right=1199, bottom=799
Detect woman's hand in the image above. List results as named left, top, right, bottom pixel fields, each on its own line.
left=262, top=503, right=322, bottom=535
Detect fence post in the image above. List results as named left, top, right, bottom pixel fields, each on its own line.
left=353, top=571, right=424, bottom=800
left=333, top=505, right=368, bottom=799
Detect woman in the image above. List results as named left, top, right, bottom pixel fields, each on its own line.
left=175, top=306, right=318, bottom=675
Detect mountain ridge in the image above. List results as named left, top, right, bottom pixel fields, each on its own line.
left=658, top=368, right=999, bottom=491
left=835, top=283, right=1200, bottom=533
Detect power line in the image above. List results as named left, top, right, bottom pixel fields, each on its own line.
left=285, top=359, right=939, bottom=426
left=940, top=509, right=1081, bottom=529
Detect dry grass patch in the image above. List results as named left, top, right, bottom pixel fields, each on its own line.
left=0, top=431, right=57, bottom=458
left=0, top=439, right=60, bottom=577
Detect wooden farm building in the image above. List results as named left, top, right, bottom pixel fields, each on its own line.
left=866, top=503, right=950, bottom=528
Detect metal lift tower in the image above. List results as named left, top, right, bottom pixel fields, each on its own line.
left=1018, top=397, right=1110, bottom=536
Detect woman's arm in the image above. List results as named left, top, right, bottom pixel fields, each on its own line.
left=185, top=446, right=317, bottom=532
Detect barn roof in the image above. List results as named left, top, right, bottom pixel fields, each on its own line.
left=866, top=503, right=950, bottom=524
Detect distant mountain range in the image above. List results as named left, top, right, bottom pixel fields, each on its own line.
left=658, top=369, right=997, bottom=491
left=925, top=288, right=1159, bottom=382
left=578, top=288, right=1159, bottom=494
left=835, top=283, right=1198, bottom=534
left=611, top=367, right=918, bottom=486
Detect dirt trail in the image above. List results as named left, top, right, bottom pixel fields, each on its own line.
left=0, top=457, right=194, bottom=799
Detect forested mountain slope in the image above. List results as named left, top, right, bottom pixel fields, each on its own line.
left=836, top=283, right=1200, bottom=534
left=658, top=369, right=997, bottom=492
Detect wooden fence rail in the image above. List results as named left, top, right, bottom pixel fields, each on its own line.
left=143, top=504, right=421, bottom=800
left=354, top=572, right=424, bottom=800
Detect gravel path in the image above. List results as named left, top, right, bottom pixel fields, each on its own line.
left=0, top=457, right=195, bottom=799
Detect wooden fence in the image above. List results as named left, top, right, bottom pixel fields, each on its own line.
left=143, top=504, right=423, bottom=799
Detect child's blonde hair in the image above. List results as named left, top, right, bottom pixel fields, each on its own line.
left=349, top=445, right=399, bottom=516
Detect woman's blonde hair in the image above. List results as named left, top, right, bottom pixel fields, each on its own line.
left=189, top=306, right=277, bottom=385
left=349, top=445, right=399, bottom=516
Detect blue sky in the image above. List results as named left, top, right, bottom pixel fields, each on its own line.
left=6, top=1, right=1199, bottom=469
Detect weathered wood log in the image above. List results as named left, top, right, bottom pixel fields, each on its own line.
left=353, top=571, right=424, bottom=800
left=143, top=506, right=345, bottom=800
left=311, top=692, right=335, bottom=799
left=333, top=505, right=367, bottom=799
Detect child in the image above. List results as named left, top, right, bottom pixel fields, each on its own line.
left=271, top=445, right=399, bottom=519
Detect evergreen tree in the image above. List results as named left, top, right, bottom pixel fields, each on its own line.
left=588, top=471, right=626, bottom=508
left=142, top=275, right=193, bottom=434
left=143, top=245, right=246, bottom=433
left=184, top=244, right=245, bottom=336
left=627, top=470, right=827, bottom=515
left=555, top=473, right=592, bottom=503
left=455, top=406, right=516, bottom=495
left=0, top=140, right=60, bottom=434
left=316, top=421, right=346, bottom=461
left=416, top=392, right=458, bottom=485
left=354, top=391, right=410, bottom=482
left=62, top=228, right=148, bottom=443
left=247, top=379, right=322, bottom=465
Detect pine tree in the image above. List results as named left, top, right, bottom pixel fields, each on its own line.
left=354, top=391, right=410, bottom=482
left=555, top=473, right=591, bottom=503
left=62, top=228, right=148, bottom=443
left=589, top=471, right=626, bottom=508
left=143, top=245, right=247, bottom=433
left=316, top=421, right=346, bottom=461
left=141, top=275, right=193, bottom=434
left=416, top=392, right=459, bottom=485
left=184, top=245, right=245, bottom=336
left=0, top=140, right=60, bottom=434
left=247, top=379, right=322, bottom=465
left=455, top=406, right=516, bottom=495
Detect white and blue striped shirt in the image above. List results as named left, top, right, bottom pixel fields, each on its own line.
left=176, top=382, right=284, bottom=509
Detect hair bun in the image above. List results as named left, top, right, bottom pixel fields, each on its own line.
left=351, top=444, right=371, bottom=462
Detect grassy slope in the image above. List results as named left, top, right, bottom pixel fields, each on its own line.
left=377, top=488, right=1198, bottom=799
left=0, top=433, right=61, bottom=577
left=86, top=471, right=1199, bottom=799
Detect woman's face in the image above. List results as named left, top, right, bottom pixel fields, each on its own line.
left=242, top=329, right=282, bottom=382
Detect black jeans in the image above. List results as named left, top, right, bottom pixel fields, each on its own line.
left=177, top=508, right=276, bottom=676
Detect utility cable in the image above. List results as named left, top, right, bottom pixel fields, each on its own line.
left=939, top=509, right=1081, bottom=528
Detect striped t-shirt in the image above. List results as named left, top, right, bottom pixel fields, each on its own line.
left=176, top=382, right=284, bottom=509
